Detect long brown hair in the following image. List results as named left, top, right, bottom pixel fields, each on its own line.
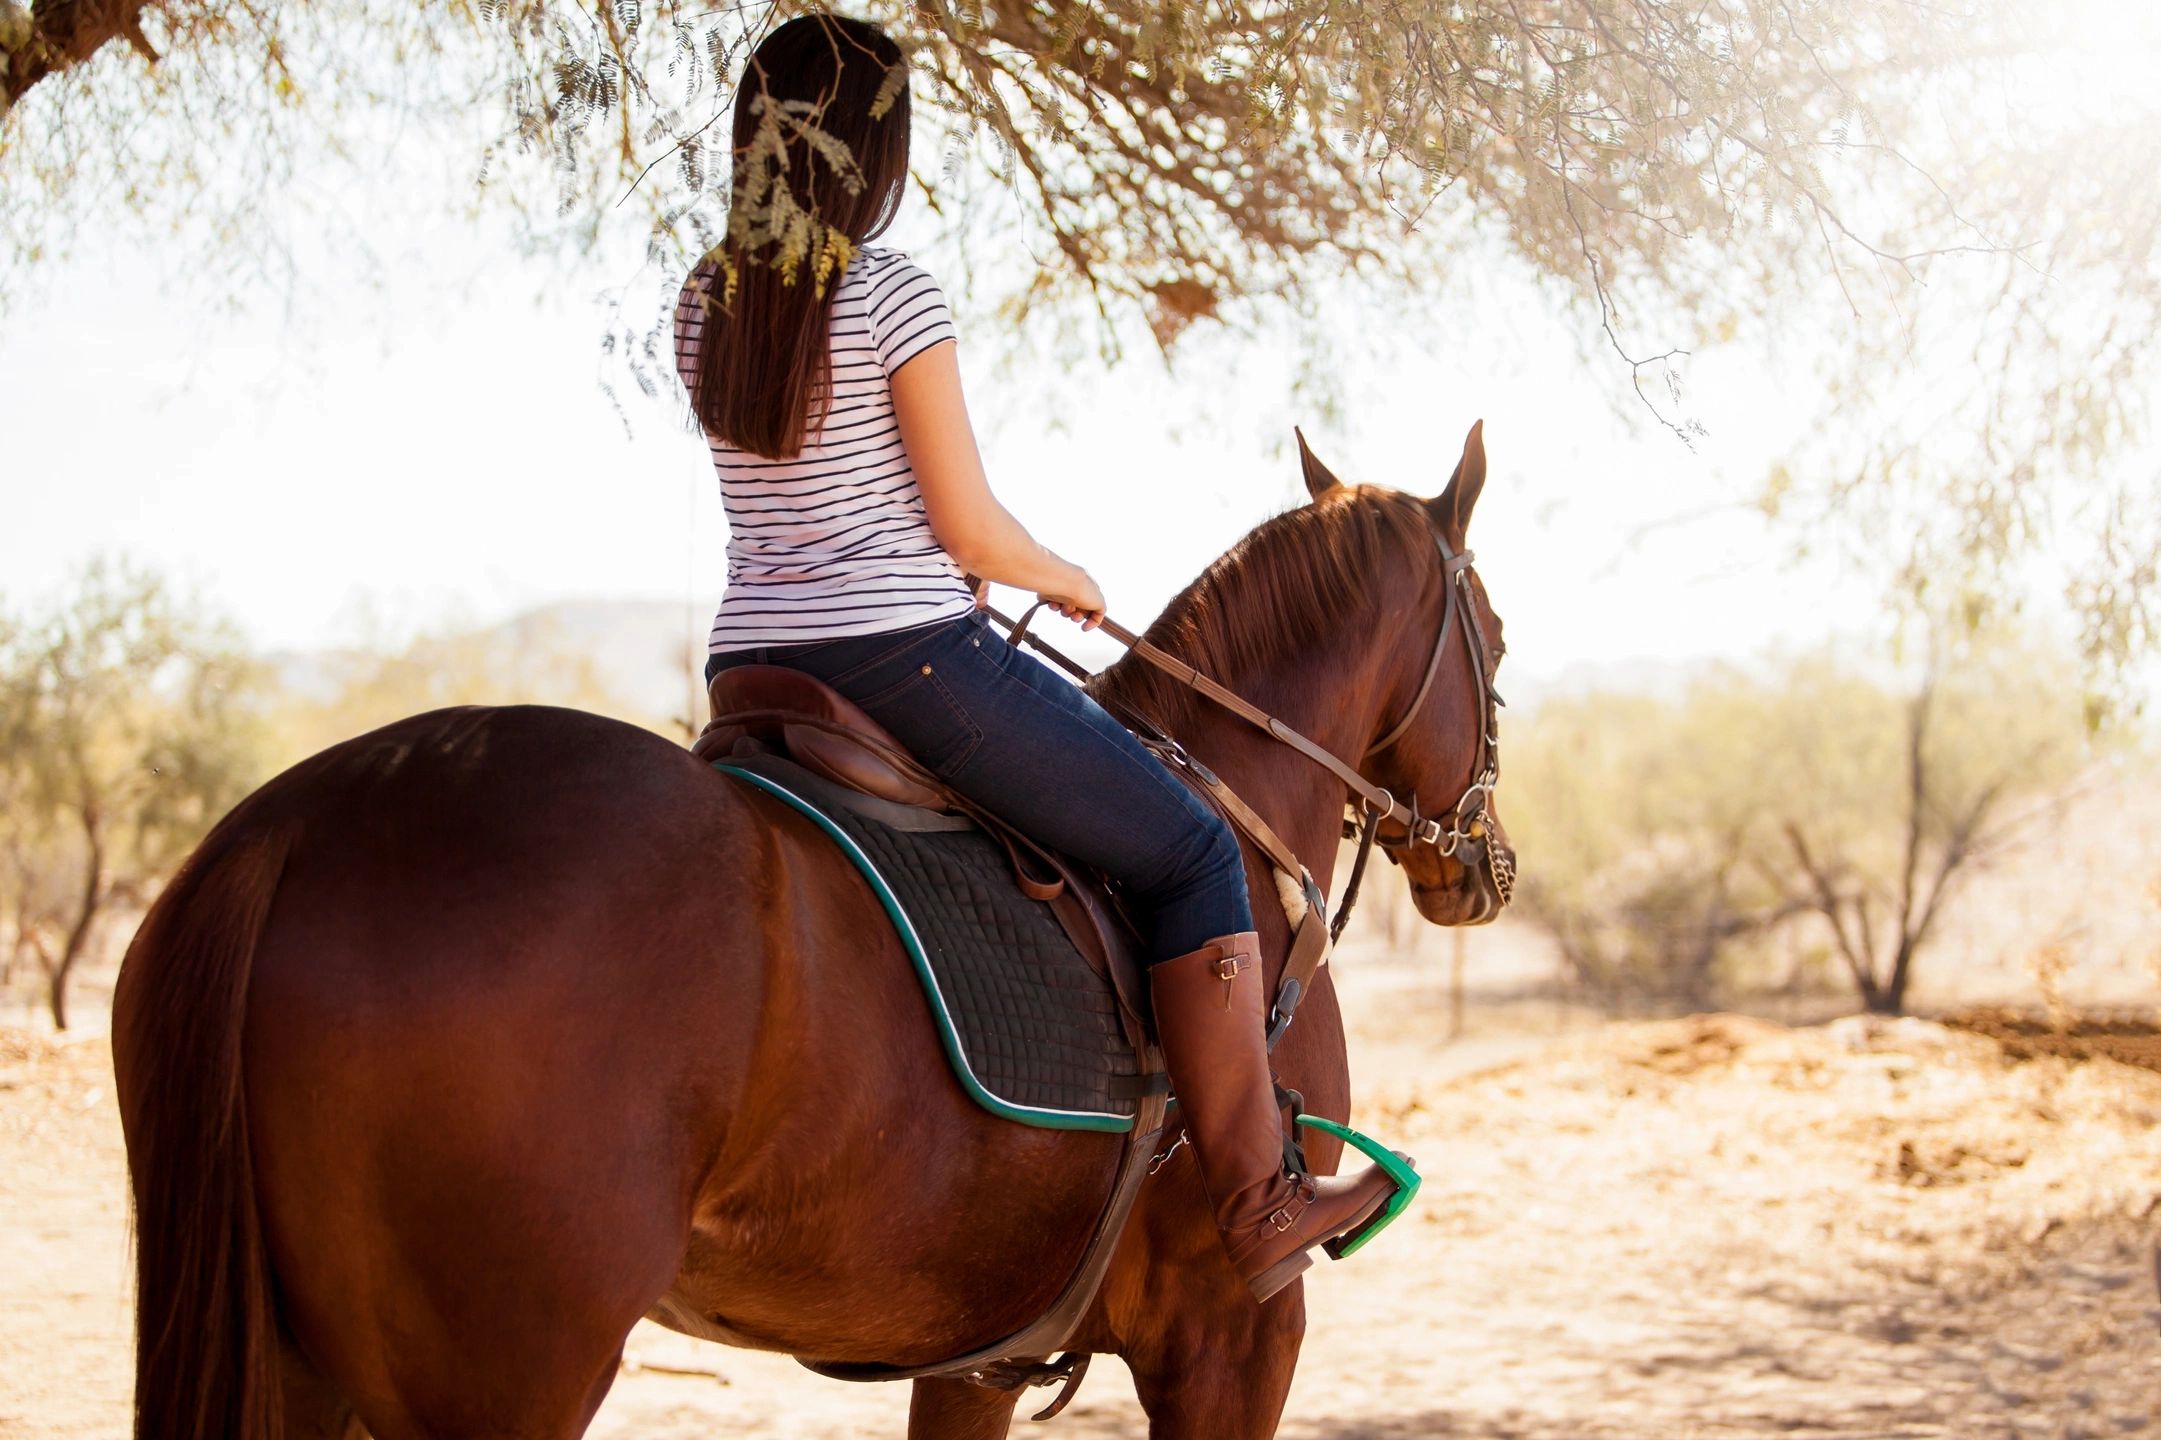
left=689, top=14, right=912, bottom=459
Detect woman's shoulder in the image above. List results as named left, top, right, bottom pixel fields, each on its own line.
left=852, top=242, right=918, bottom=269
left=852, top=244, right=950, bottom=302
left=850, top=247, right=956, bottom=373
left=847, top=244, right=943, bottom=289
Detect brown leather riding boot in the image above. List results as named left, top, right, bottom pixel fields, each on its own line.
left=1150, top=932, right=1404, bottom=1303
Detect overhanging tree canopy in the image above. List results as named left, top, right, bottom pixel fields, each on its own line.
left=5, top=1, right=2155, bottom=686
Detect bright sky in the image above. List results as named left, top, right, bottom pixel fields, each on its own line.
left=0, top=205, right=1887, bottom=699
left=7, top=5, right=2153, bottom=699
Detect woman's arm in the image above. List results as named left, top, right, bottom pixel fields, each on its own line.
left=890, top=342, right=1105, bottom=629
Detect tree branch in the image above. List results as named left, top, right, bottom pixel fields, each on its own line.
left=1895, top=661, right=1936, bottom=959
left=49, top=790, right=106, bottom=1031
left=1, top=0, right=162, bottom=116
left=1783, top=819, right=1877, bottom=1003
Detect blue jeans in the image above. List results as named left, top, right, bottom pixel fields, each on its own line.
left=706, top=609, right=1253, bottom=961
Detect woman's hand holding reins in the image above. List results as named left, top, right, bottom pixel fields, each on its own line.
left=1040, top=571, right=1106, bottom=632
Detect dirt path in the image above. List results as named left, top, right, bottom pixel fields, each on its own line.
left=0, top=1030, right=133, bottom=1438
left=6, top=976, right=2159, bottom=1438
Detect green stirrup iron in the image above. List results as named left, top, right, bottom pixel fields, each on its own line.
left=1293, top=1114, right=1422, bottom=1258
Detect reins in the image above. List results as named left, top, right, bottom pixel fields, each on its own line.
left=972, top=524, right=1509, bottom=1044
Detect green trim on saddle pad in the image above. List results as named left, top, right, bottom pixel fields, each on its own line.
left=712, top=761, right=1135, bottom=1134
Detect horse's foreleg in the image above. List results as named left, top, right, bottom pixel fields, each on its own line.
left=907, top=1376, right=1023, bottom=1439
left=1123, top=1286, right=1306, bottom=1439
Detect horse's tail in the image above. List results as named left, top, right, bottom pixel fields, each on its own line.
left=112, top=817, right=298, bottom=1440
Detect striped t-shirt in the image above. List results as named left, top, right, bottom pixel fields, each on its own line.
left=674, top=245, right=974, bottom=651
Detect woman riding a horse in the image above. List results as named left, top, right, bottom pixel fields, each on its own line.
left=111, top=13, right=1513, bottom=1439
left=675, top=13, right=1397, bottom=1303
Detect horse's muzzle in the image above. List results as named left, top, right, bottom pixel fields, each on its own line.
left=1409, top=824, right=1513, bottom=927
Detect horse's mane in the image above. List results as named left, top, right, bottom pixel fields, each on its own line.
left=1088, top=487, right=1435, bottom=733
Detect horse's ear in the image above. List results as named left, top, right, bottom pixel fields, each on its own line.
left=1430, top=419, right=1487, bottom=544
left=1293, top=427, right=1345, bottom=502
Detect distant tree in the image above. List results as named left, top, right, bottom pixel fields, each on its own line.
left=1508, top=625, right=2091, bottom=1014
left=0, top=560, right=267, bottom=1028
left=1749, top=629, right=2090, bottom=1014
left=1509, top=689, right=1803, bottom=1010
left=4, top=4, right=2159, bottom=676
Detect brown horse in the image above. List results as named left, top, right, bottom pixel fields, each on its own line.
left=111, top=425, right=1510, bottom=1440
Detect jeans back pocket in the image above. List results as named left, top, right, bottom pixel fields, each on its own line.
left=850, top=661, right=984, bottom=777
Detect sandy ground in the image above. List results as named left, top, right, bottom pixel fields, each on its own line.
left=5, top=939, right=2160, bottom=1438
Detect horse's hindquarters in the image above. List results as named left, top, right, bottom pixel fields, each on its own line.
left=231, top=708, right=751, bottom=1433
left=212, top=705, right=1118, bottom=1431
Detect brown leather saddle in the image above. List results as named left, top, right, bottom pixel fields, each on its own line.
left=696, top=664, right=947, bottom=810
left=695, top=665, right=1135, bottom=980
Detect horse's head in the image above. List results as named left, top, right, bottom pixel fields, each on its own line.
left=1296, top=422, right=1514, bottom=927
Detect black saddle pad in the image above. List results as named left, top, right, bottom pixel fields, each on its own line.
left=712, top=753, right=1149, bottom=1132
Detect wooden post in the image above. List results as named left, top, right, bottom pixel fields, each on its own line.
left=1448, top=929, right=1466, bottom=1041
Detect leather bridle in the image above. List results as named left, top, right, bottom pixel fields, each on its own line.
left=1361, top=531, right=1511, bottom=909
left=987, top=520, right=1511, bottom=930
